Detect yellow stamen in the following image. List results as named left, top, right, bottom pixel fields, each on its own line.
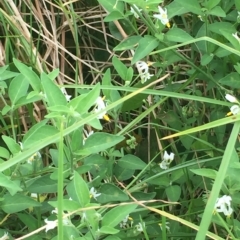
left=166, top=22, right=170, bottom=28
left=226, top=111, right=233, bottom=116
left=103, top=114, right=111, bottom=122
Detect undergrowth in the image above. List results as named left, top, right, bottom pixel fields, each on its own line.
left=0, top=0, right=239, bottom=239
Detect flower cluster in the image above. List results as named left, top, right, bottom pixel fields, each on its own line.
left=214, top=195, right=233, bottom=217
left=225, top=94, right=240, bottom=115
left=159, top=151, right=174, bottom=170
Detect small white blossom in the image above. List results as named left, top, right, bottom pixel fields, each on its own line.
left=81, top=212, right=87, bottom=222
left=31, top=193, right=38, bottom=198
left=159, top=151, right=174, bottom=170
left=51, top=208, right=58, bottom=215
left=159, top=221, right=170, bottom=232
left=27, top=152, right=41, bottom=164
left=60, top=87, right=71, bottom=102
left=214, top=195, right=233, bottom=216
left=120, top=215, right=129, bottom=228
left=130, top=4, right=142, bottom=19
left=89, top=187, right=101, bottom=200
left=230, top=105, right=240, bottom=115
left=232, top=32, right=240, bottom=43
left=153, top=6, right=170, bottom=28
left=0, top=232, right=9, bottom=240
left=94, top=97, right=110, bottom=121
left=83, top=129, right=94, bottom=145
left=136, top=61, right=153, bottom=83
left=44, top=219, right=57, bottom=232
left=225, top=94, right=238, bottom=103
left=136, top=222, right=145, bottom=232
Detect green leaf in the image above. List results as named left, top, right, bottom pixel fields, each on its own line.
left=165, top=28, right=194, bottom=43
left=17, top=213, right=38, bottom=232
left=200, top=53, right=214, bottom=66
left=102, top=204, right=137, bottom=228
left=126, top=67, right=133, bottom=82
left=102, top=69, right=111, bottom=99
left=204, top=0, right=221, bottom=10
left=0, top=172, right=22, bottom=195
left=190, top=168, right=218, bottom=179
left=2, top=136, right=21, bottom=155
left=118, top=154, right=147, bottom=170
left=174, top=0, right=202, bottom=15
left=114, top=36, right=142, bottom=51
left=0, top=147, right=9, bottom=159
left=69, top=83, right=100, bottom=114
left=165, top=185, right=181, bottom=202
left=104, top=236, right=121, bottom=240
left=209, top=6, right=226, bottom=17
left=112, top=56, right=128, bottom=81
left=27, top=174, right=58, bottom=193
left=9, top=74, right=29, bottom=105
left=1, top=193, right=41, bottom=213
left=2, top=105, right=11, bottom=115
left=66, top=171, right=89, bottom=207
left=13, top=58, right=41, bottom=92
left=132, top=35, right=159, bottom=64
left=167, top=1, right=190, bottom=18
left=23, top=120, right=58, bottom=149
left=48, top=68, right=60, bottom=80
left=219, top=72, right=240, bottom=89
left=97, top=0, right=124, bottom=13
left=41, top=72, right=67, bottom=107
left=97, top=183, right=129, bottom=203
left=99, top=226, right=119, bottom=234
left=104, top=11, right=124, bottom=22
left=114, top=164, right=135, bottom=181
left=76, top=133, right=124, bottom=155
left=208, top=22, right=235, bottom=35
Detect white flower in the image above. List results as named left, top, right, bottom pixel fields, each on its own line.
left=159, top=221, right=170, bottom=232
left=159, top=151, right=174, bottom=170
left=232, top=32, right=240, bottom=43
left=51, top=208, right=58, bottom=215
left=136, top=61, right=153, bottom=83
left=27, top=152, right=41, bottom=164
left=153, top=6, right=170, bottom=28
left=225, top=94, right=238, bottom=103
left=31, top=193, right=38, bottom=198
left=120, top=214, right=129, bottom=228
left=0, top=232, right=9, bottom=240
left=89, top=187, right=101, bottom=200
left=81, top=212, right=87, bottom=222
left=130, top=4, right=142, bottom=19
left=60, top=87, right=71, bottom=102
left=44, top=219, right=57, bottom=232
left=214, top=195, right=233, bottom=216
left=83, top=129, right=94, bottom=145
left=94, top=97, right=110, bottom=121
left=136, top=222, right=145, bottom=232
left=230, top=105, right=240, bottom=115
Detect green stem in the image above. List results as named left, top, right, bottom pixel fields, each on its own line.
left=57, top=120, right=64, bottom=240
left=196, top=121, right=240, bottom=240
